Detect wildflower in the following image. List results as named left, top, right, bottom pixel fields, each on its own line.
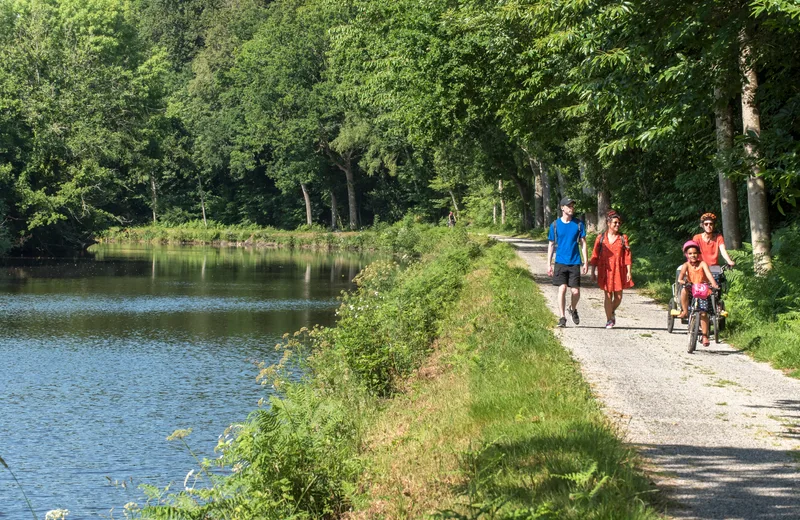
left=45, top=510, right=69, bottom=520
left=184, top=469, right=195, bottom=489
left=166, top=428, right=192, bottom=441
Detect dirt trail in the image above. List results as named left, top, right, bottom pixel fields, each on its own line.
left=499, top=237, right=800, bottom=520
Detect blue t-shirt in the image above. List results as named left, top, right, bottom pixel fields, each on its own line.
left=548, top=218, right=585, bottom=265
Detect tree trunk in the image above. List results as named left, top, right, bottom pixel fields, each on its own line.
left=539, top=161, right=552, bottom=224
left=342, top=156, right=358, bottom=230
left=597, top=189, right=611, bottom=233
left=198, top=176, right=207, bottom=228
left=325, top=143, right=359, bottom=231
left=449, top=190, right=460, bottom=215
left=555, top=166, right=567, bottom=202
left=714, top=86, right=742, bottom=250
left=300, top=183, right=313, bottom=226
left=531, top=158, right=544, bottom=228
left=150, top=174, right=158, bottom=224
left=330, top=189, right=339, bottom=230
left=499, top=180, right=506, bottom=225
left=510, top=172, right=532, bottom=230
left=739, top=27, right=772, bottom=273
left=579, top=162, right=597, bottom=232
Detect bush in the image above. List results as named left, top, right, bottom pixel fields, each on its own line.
left=316, top=227, right=480, bottom=396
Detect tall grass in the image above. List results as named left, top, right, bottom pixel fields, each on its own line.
left=0, top=454, right=38, bottom=520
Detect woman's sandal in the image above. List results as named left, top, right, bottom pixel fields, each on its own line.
left=702, top=335, right=710, bottom=347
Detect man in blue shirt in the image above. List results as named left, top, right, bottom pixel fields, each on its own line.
left=546, top=197, right=588, bottom=327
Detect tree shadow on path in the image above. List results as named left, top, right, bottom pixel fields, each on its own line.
left=636, top=443, right=800, bottom=519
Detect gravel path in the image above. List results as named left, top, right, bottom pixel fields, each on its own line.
left=499, top=237, right=800, bottom=520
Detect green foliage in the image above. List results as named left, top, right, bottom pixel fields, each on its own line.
left=2, top=0, right=800, bottom=252
left=316, top=226, right=480, bottom=396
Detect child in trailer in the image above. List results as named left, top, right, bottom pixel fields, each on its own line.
left=676, top=240, right=720, bottom=346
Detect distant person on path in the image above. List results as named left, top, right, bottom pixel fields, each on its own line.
left=677, top=240, right=720, bottom=346
left=693, top=213, right=735, bottom=268
left=590, top=210, right=633, bottom=328
left=547, top=197, right=588, bottom=328
left=447, top=211, right=456, bottom=227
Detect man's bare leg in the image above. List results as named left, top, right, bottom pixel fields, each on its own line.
left=557, top=284, right=568, bottom=318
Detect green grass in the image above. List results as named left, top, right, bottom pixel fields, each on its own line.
left=352, top=243, right=662, bottom=519
left=451, top=245, right=660, bottom=518
left=96, top=218, right=459, bottom=257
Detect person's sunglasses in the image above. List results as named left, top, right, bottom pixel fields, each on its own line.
left=703, top=222, right=714, bottom=227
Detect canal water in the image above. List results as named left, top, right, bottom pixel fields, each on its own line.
left=0, top=244, right=373, bottom=518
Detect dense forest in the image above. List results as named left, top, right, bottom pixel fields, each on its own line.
left=1, top=0, right=799, bottom=264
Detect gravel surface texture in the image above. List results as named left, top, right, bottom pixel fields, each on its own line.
left=499, top=237, right=800, bottom=520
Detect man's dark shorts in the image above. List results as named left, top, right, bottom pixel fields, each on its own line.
left=552, top=263, right=581, bottom=288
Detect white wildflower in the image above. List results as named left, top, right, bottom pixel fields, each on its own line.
left=184, top=469, right=195, bottom=489
left=45, top=510, right=69, bottom=520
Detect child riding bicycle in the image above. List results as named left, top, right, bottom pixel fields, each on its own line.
left=676, top=240, right=719, bottom=346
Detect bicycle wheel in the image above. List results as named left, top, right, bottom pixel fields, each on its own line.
left=667, top=298, right=676, bottom=333
left=713, top=313, right=721, bottom=343
left=687, top=313, right=699, bottom=353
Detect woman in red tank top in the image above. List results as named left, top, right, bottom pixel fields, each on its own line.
left=692, top=212, right=735, bottom=267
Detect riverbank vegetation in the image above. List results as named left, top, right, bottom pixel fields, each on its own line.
left=130, top=233, right=661, bottom=519
left=96, top=218, right=433, bottom=255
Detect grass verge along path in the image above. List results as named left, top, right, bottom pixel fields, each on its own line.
left=351, top=242, right=661, bottom=519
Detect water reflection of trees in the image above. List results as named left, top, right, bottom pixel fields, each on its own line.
left=0, top=244, right=381, bottom=285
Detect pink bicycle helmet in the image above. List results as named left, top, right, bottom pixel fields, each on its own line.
left=683, top=240, right=700, bottom=254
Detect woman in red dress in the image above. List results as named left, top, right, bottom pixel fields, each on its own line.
left=590, top=210, right=634, bottom=328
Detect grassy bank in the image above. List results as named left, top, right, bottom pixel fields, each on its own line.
left=130, top=231, right=661, bottom=519
left=351, top=243, right=660, bottom=518
left=628, top=223, right=800, bottom=377
left=96, top=219, right=432, bottom=255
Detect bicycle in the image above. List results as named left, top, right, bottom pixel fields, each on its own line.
left=667, top=265, right=730, bottom=336
left=684, top=284, right=722, bottom=353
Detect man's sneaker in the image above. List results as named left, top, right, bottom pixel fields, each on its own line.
left=568, top=306, right=580, bottom=325
left=605, top=319, right=614, bottom=329
left=558, top=317, right=567, bottom=328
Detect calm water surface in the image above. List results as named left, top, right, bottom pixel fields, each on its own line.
left=0, top=244, right=374, bottom=518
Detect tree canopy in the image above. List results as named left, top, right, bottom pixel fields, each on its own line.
left=0, top=0, right=798, bottom=264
